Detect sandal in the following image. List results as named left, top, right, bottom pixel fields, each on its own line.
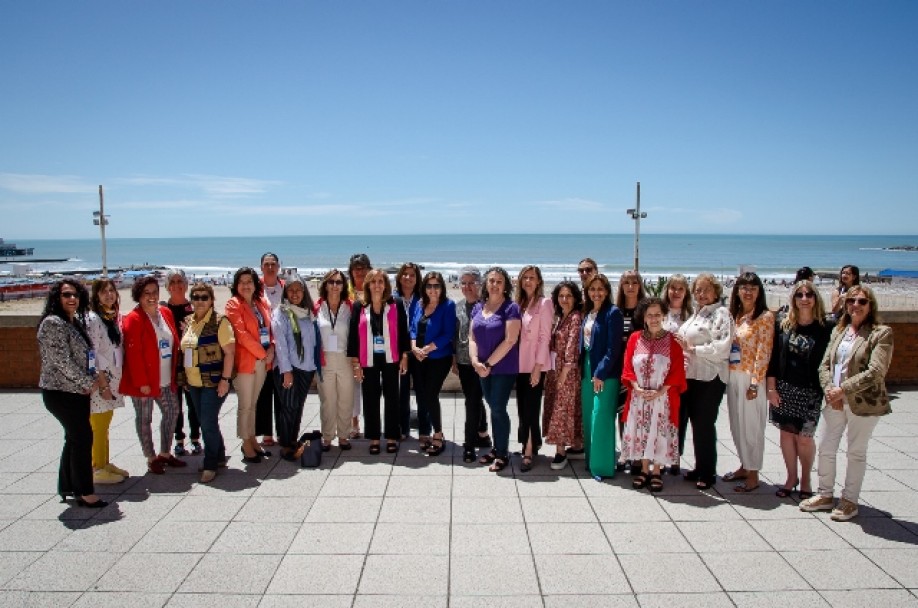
left=722, top=470, right=748, bottom=483
left=369, top=443, right=381, bottom=455
left=649, top=474, right=664, bottom=493
left=426, top=437, right=444, bottom=457
left=632, top=473, right=649, bottom=489
left=520, top=455, right=533, bottom=472
left=418, top=436, right=432, bottom=452
left=478, top=449, right=497, bottom=465
left=734, top=482, right=760, bottom=493
left=339, top=440, right=352, bottom=451
left=386, top=441, right=399, bottom=454
left=776, top=482, right=798, bottom=498
left=798, top=489, right=814, bottom=500
left=462, top=446, right=476, bottom=463
left=489, top=456, right=508, bottom=472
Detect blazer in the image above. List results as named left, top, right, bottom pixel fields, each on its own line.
left=518, top=296, right=553, bottom=373
left=348, top=297, right=411, bottom=367
left=120, top=305, right=179, bottom=397
left=410, top=298, right=457, bottom=360
left=580, top=304, right=624, bottom=381
left=818, top=323, right=893, bottom=417
left=224, top=295, right=274, bottom=375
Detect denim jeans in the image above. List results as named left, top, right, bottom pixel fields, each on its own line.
left=187, top=386, right=227, bottom=471
left=480, top=373, right=516, bottom=458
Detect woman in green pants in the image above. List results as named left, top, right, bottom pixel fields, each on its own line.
left=580, top=274, right=624, bottom=479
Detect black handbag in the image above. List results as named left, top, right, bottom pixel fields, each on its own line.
left=298, top=431, right=323, bottom=468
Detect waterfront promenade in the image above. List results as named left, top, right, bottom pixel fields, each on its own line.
left=1, top=388, right=918, bottom=607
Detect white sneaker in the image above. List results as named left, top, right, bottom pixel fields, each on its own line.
left=93, top=469, right=125, bottom=485
left=550, top=454, right=568, bottom=470
left=799, top=495, right=835, bottom=512
left=830, top=499, right=859, bottom=521
left=104, top=463, right=130, bottom=477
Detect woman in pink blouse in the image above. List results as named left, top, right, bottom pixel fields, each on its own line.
left=515, top=266, right=554, bottom=472
left=723, top=272, right=774, bottom=492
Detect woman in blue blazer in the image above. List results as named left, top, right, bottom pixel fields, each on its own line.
left=410, top=272, right=457, bottom=456
left=581, top=274, right=624, bottom=479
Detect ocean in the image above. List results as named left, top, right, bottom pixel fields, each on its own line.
left=6, top=234, right=918, bottom=283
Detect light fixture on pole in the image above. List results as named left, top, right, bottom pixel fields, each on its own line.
left=625, top=181, right=647, bottom=272
left=92, top=185, right=110, bottom=277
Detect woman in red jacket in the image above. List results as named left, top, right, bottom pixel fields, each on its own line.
left=120, top=275, right=185, bottom=475
left=225, top=267, right=275, bottom=463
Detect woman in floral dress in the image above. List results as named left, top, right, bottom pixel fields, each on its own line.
left=543, top=281, right=584, bottom=471
left=621, top=297, right=687, bottom=492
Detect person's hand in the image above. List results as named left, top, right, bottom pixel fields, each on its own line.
left=745, top=386, right=759, bottom=401
left=529, top=371, right=540, bottom=387
left=353, top=367, right=364, bottom=383
left=217, top=379, right=229, bottom=398
left=558, top=368, right=569, bottom=386
left=825, top=386, right=845, bottom=410
left=399, top=358, right=408, bottom=375
left=140, top=385, right=151, bottom=396
left=282, top=371, right=293, bottom=389
left=766, top=389, right=781, bottom=407
left=592, top=378, right=604, bottom=394
left=412, top=346, right=426, bottom=361
left=475, top=362, right=490, bottom=378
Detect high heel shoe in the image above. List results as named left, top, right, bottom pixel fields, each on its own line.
left=776, top=481, right=799, bottom=498
left=240, top=447, right=262, bottom=464
left=76, top=497, right=109, bottom=509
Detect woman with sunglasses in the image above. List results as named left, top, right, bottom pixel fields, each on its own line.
left=121, top=275, right=185, bottom=475
left=347, top=253, right=372, bottom=439
left=723, top=272, right=774, bottom=493
left=766, top=281, right=831, bottom=498
left=395, top=262, right=424, bottom=443
left=830, top=264, right=860, bottom=320
left=801, top=286, right=893, bottom=521
left=179, top=282, right=235, bottom=482
left=315, top=269, right=354, bottom=450
left=38, top=280, right=108, bottom=507
left=410, top=271, right=456, bottom=456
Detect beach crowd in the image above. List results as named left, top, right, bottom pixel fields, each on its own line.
left=36, top=254, right=892, bottom=523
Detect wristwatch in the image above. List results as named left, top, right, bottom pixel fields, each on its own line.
left=483, top=361, right=492, bottom=369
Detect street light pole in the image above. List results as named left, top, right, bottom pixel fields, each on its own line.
left=625, top=181, right=647, bottom=271
left=93, top=185, right=110, bottom=277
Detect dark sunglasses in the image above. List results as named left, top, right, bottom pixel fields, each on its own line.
left=847, top=297, right=869, bottom=306
left=191, top=294, right=211, bottom=302
left=327, top=279, right=345, bottom=286
left=577, top=267, right=595, bottom=274
left=60, top=292, right=79, bottom=299
left=794, top=291, right=815, bottom=299
left=425, top=283, right=442, bottom=290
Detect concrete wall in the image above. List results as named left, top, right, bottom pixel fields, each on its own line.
left=2, top=312, right=916, bottom=389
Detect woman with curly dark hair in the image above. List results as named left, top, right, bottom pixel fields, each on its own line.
left=121, top=275, right=184, bottom=475
left=395, top=262, right=424, bottom=442
left=38, top=279, right=108, bottom=507
left=225, top=267, right=275, bottom=464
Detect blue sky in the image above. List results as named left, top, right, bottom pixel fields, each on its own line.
left=1, top=1, right=916, bottom=239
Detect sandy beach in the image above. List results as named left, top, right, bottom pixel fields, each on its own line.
left=2, top=279, right=916, bottom=316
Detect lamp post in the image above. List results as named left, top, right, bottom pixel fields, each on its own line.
left=625, top=181, right=647, bottom=272
left=93, top=185, right=110, bottom=277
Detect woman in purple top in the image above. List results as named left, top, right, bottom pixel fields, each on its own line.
left=469, top=267, right=521, bottom=472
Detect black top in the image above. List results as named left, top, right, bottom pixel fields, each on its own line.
left=767, top=319, right=832, bottom=391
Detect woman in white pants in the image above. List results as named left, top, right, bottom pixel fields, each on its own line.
left=722, top=272, right=774, bottom=493
left=316, top=269, right=354, bottom=450
left=801, top=285, right=893, bottom=521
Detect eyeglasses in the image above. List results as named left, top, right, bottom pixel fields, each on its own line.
left=425, top=284, right=442, bottom=290
left=577, top=267, right=595, bottom=274
left=190, top=295, right=211, bottom=302
left=460, top=281, right=478, bottom=287
left=61, top=292, right=79, bottom=299
left=327, top=280, right=344, bottom=286
left=794, top=291, right=815, bottom=299
left=847, top=297, right=869, bottom=306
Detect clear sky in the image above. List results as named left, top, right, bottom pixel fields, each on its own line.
left=1, top=1, right=916, bottom=239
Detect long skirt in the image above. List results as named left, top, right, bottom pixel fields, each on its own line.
left=620, top=393, right=679, bottom=466
left=581, top=354, right=618, bottom=478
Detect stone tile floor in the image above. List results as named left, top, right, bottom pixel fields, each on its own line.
left=1, top=387, right=917, bottom=607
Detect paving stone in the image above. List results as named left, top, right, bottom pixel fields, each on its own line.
left=266, top=554, right=363, bottom=594
left=702, top=551, right=809, bottom=591
left=451, top=523, right=531, bottom=555
left=179, top=553, right=282, bottom=593
left=622, top=553, right=721, bottom=593
left=604, top=521, right=693, bottom=554
left=450, top=554, right=540, bottom=596
left=534, top=553, right=630, bottom=594
left=369, top=522, right=449, bottom=554
left=305, top=496, right=383, bottom=522
left=210, top=521, right=299, bottom=554
left=358, top=554, right=448, bottom=594
left=452, top=497, right=524, bottom=524
left=781, top=549, right=899, bottom=590
left=5, top=551, right=120, bottom=591
left=678, top=520, right=773, bottom=553
left=95, top=552, right=202, bottom=592
left=521, top=496, right=596, bottom=523
left=528, top=522, right=612, bottom=554
left=70, top=591, right=171, bottom=608
left=287, top=522, right=375, bottom=554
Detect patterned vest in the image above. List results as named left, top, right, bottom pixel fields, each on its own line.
left=180, top=312, right=227, bottom=389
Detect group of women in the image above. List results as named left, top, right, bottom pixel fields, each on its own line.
left=37, top=260, right=892, bottom=521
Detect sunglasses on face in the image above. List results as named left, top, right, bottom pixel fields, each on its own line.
left=191, top=294, right=211, bottom=302
left=794, top=291, right=815, bottom=299
left=61, top=292, right=79, bottom=299
left=425, top=283, right=442, bottom=290
left=577, top=267, right=595, bottom=274
left=327, top=280, right=344, bottom=286
left=847, top=297, right=869, bottom=306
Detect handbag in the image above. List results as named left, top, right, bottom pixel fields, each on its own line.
left=298, top=430, right=323, bottom=468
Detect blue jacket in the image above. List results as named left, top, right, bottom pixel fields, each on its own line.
left=410, top=299, right=457, bottom=360
left=581, top=304, right=624, bottom=381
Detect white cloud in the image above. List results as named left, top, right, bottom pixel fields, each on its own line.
left=112, top=173, right=282, bottom=198
left=534, top=198, right=606, bottom=212
left=0, top=173, right=96, bottom=194
left=117, top=199, right=206, bottom=210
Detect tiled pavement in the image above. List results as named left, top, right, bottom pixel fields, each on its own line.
left=1, top=387, right=918, bottom=607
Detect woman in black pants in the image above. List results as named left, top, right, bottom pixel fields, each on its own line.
left=453, top=266, right=491, bottom=463
left=410, top=272, right=457, bottom=456
left=37, top=280, right=108, bottom=507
